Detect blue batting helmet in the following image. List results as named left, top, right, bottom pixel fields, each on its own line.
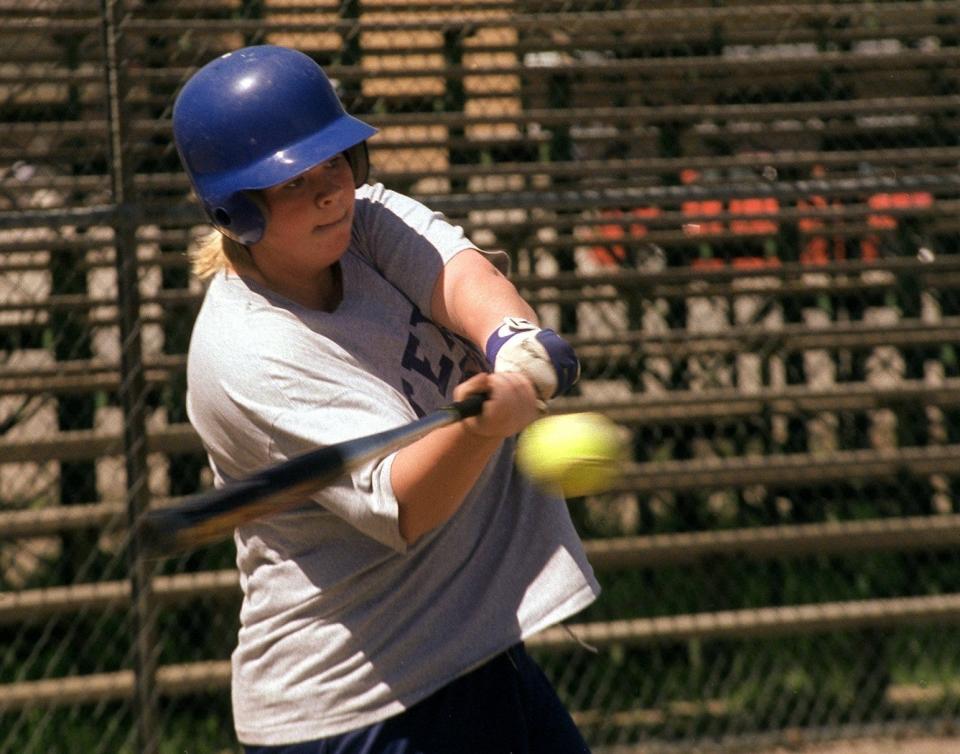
left=173, top=45, right=378, bottom=244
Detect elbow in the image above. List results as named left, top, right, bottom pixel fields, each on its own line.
left=396, top=488, right=467, bottom=547
left=397, top=508, right=432, bottom=548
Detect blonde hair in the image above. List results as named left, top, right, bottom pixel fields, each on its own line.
left=189, top=231, right=253, bottom=280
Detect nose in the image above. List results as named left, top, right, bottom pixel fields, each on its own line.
left=309, top=169, right=339, bottom=208
left=314, top=186, right=336, bottom=208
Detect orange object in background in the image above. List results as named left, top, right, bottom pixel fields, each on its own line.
left=867, top=191, right=934, bottom=230
left=681, top=198, right=724, bottom=236
left=591, top=207, right=661, bottom=266
left=798, top=194, right=846, bottom=265
left=729, top=196, right=779, bottom=235
left=862, top=191, right=934, bottom=261
left=691, top=257, right=725, bottom=270
left=732, top=256, right=781, bottom=270
left=690, top=257, right=780, bottom=271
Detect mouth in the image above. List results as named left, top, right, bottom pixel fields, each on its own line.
left=314, top=209, right=350, bottom=232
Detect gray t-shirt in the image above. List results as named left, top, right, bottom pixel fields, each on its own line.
left=186, top=183, right=600, bottom=745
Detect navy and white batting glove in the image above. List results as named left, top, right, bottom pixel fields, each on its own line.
left=484, top=317, right=580, bottom=400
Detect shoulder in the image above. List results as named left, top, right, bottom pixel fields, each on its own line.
left=190, top=274, right=344, bottom=399
left=352, top=182, right=470, bottom=251
left=354, top=181, right=410, bottom=208
left=352, top=183, right=433, bottom=232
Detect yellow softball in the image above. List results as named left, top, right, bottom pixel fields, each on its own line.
left=515, top=412, right=626, bottom=497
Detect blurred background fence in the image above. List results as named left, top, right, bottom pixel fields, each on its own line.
left=3, top=1, right=960, bottom=752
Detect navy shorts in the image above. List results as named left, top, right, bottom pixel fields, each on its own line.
left=243, top=644, right=590, bottom=754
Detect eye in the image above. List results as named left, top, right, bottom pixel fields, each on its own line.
left=325, top=155, right=343, bottom=168
left=283, top=176, right=305, bottom=190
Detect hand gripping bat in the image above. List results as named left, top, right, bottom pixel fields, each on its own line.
left=139, top=393, right=487, bottom=555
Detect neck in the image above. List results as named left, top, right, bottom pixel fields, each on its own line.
left=244, top=261, right=342, bottom=312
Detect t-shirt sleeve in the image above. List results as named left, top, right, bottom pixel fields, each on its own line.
left=351, top=183, right=509, bottom=317
left=266, top=388, right=410, bottom=554
left=189, top=304, right=415, bottom=554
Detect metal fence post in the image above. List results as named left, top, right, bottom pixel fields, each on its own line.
left=99, top=1, right=158, bottom=752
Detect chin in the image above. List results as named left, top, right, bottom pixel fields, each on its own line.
left=319, top=225, right=352, bottom=260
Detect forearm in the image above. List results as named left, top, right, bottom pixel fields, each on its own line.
left=391, top=371, right=540, bottom=546
left=430, top=249, right=537, bottom=346
left=430, top=249, right=579, bottom=400
left=392, top=422, right=502, bottom=546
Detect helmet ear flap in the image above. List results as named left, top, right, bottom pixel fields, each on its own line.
left=345, top=142, right=370, bottom=187
left=207, top=192, right=267, bottom=246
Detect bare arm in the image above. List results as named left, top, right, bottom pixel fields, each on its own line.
left=429, top=249, right=538, bottom=345
left=392, top=371, right=540, bottom=545
left=391, top=249, right=549, bottom=546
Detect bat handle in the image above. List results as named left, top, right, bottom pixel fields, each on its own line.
left=449, top=391, right=488, bottom=419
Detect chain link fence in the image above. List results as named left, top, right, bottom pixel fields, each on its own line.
left=2, top=1, right=960, bottom=752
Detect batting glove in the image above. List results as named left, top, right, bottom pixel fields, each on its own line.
left=484, top=317, right=580, bottom=400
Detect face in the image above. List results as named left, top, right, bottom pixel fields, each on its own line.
left=250, top=154, right=356, bottom=279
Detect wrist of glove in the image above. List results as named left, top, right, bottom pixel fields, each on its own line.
left=484, top=317, right=580, bottom=400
